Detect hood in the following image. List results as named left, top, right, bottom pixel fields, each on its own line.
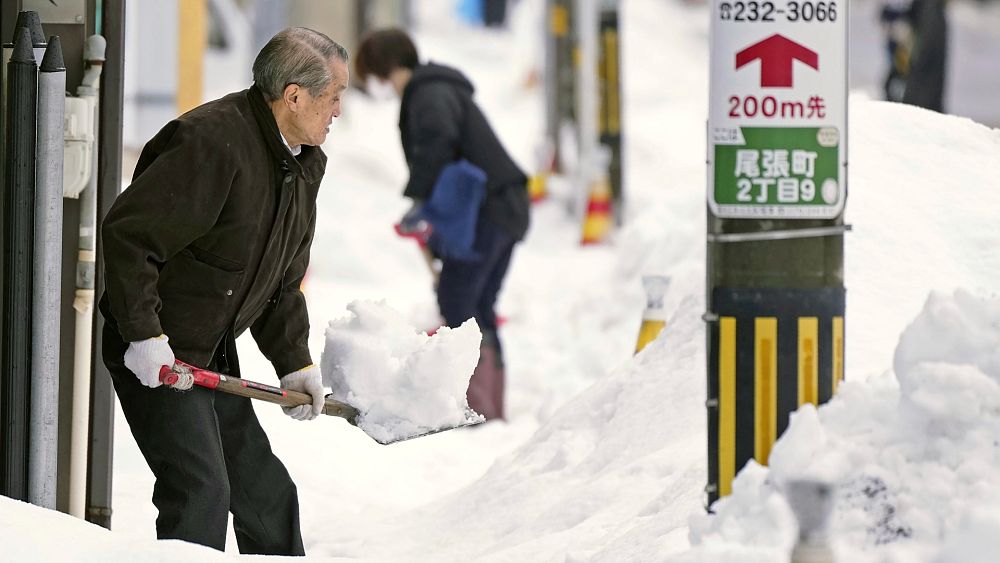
left=404, top=62, right=475, bottom=97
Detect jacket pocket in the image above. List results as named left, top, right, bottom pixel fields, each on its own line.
left=156, top=249, right=245, bottom=351
left=186, top=245, right=246, bottom=272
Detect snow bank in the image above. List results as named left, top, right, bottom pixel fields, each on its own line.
left=845, top=100, right=1000, bottom=379
left=310, top=296, right=707, bottom=562
left=0, top=497, right=230, bottom=562
left=321, top=300, right=484, bottom=443
left=681, top=289, right=1000, bottom=562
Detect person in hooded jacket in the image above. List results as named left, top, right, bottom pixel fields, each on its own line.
left=355, top=28, right=530, bottom=421
left=99, top=28, right=348, bottom=554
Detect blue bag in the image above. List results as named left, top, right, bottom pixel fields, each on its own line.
left=457, top=0, right=484, bottom=25
left=420, top=159, right=487, bottom=261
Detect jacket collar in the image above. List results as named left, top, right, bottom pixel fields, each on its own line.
left=247, top=84, right=326, bottom=183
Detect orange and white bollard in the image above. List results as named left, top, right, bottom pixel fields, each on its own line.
left=580, top=146, right=613, bottom=245
left=528, top=173, right=548, bottom=203
left=634, top=275, right=671, bottom=354
left=528, top=141, right=555, bottom=203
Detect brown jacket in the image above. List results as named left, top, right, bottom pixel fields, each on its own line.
left=99, top=85, right=326, bottom=375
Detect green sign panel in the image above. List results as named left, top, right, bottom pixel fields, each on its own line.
left=713, top=127, right=840, bottom=218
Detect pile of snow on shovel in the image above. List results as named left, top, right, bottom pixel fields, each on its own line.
left=321, top=300, right=484, bottom=443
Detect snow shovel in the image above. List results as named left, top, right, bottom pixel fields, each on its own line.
left=158, top=360, right=483, bottom=444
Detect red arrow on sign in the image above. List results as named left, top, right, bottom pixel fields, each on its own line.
left=735, top=34, right=818, bottom=88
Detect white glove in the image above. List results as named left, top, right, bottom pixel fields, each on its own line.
left=124, top=334, right=176, bottom=389
left=280, top=364, right=325, bottom=421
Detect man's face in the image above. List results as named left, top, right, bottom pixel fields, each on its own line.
left=289, top=58, right=349, bottom=147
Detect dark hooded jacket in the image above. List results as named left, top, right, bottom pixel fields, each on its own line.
left=99, top=85, right=325, bottom=375
left=399, top=62, right=529, bottom=240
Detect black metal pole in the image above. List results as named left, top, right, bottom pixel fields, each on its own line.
left=1, top=12, right=47, bottom=376
left=2, top=26, right=38, bottom=502
left=88, top=0, right=127, bottom=529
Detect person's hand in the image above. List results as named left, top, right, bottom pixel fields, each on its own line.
left=395, top=200, right=432, bottom=243
left=124, top=334, right=176, bottom=389
left=280, top=364, right=325, bottom=421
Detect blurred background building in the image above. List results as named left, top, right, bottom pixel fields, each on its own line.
left=123, top=0, right=411, bottom=149
left=118, top=0, right=1000, bottom=155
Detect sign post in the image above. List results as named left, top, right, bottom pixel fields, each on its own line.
left=705, top=0, right=849, bottom=506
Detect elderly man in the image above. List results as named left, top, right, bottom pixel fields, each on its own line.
left=98, top=28, right=348, bottom=554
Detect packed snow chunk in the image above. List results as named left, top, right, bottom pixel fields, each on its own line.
left=894, top=290, right=1000, bottom=437
left=321, top=300, right=484, bottom=443
left=687, top=460, right=795, bottom=555
left=894, top=289, right=1000, bottom=389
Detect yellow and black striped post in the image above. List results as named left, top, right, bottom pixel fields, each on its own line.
left=707, top=287, right=845, bottom=502
left=597, top=1, right=622, bottom=222
left=544, top=0, right=576, bottom=174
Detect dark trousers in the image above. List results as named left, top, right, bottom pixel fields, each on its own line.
left=483, top=0, right=507, bottom=27
left=103, top=324, right=305, bottom=555
left=437, top=218, right=516, bottom=419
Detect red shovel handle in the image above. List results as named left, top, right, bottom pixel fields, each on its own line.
left=393, top=222, right=431, bottom=247
left=159, top=365, right=179, bottom=386
left=158, top=361, right=480, bottom=444
left=159, top=360, right=221, bottom=389
left=158, top=360, right=359, bottom=420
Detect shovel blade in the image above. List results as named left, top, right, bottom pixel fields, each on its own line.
left=160, top=363, right=484, bottom=446
left=364, top=408, right=485, bottom=445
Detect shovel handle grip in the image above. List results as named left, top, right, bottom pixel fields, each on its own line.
left=159, top=361, right=358, bottom=420
left=158, top=363, right=221, bottom=389
left=159, top=366, right=178, bottom=386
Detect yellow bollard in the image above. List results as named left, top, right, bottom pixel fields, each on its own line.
left=634, top=275, right=671, bottom=354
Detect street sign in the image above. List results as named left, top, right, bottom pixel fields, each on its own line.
left=708, top=0, right=847, bottom=219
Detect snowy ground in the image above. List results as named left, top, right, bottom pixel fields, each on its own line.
left=3, top=0, right=1000, bottom=561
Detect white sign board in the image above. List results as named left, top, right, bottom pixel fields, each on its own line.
left=708, top=0, right=848, bottom=219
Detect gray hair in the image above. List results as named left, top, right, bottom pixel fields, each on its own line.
left=253, top=27, right=349, bottom=101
